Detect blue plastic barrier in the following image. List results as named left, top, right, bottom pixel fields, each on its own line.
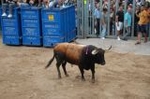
left=2, top=36, right=21, bottom=45
left=41, top=8, right=66, bottom=36
left=21, top=7, right=42, bottom=46
left=41, top=6, right=76, bottom=47
left=0, top=6, right=2, bottom=28
left=43, top=36, right=65, bottom=47
left=0, top=5, right=76, bottom=47
left=1, top=7, right=21, bottom=45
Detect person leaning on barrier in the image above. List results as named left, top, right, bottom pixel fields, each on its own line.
left=42, top=0, right=63, bottom=9
left=135, top=5, right=149, bottom=45
left=17, top=0, right=29, bottom=7
left=37, top=0, right=43, bottom=7
left=1, top=0, right=18, bottom=18
left=42, top=0, right=50, bottom=8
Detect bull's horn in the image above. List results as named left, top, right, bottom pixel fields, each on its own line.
left=92, top=49, right=99, bottom=55
left=105, top=45, right=112, bottom=52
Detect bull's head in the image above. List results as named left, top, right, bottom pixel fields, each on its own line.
left=92, top=45, right=112, bottom=65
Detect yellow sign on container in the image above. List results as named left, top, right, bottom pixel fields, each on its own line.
left=48, top=15, right=54, bottom=21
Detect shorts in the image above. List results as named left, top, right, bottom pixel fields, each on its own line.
left=116, top=22, right=123, bottom=31
left=137, top=24, right=146, bottom=33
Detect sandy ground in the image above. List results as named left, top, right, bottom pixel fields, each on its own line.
left=0, top=42, right=150, bottom=99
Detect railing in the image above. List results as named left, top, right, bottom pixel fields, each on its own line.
left=76, top=0, right=150, bottom=40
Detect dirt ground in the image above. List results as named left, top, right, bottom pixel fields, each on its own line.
left=0, top=42, right=150, bottom=99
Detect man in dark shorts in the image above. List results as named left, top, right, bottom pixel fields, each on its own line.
left=135, top=5, right=149, bottom=45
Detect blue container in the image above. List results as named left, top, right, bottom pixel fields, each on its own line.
left=0, top=7, right=2, bottom=27
left=2, top=36, right=21, bottom=45
left=22, top=27, right=41, bottom=36
left=41, top=8, right=66, bottom=36
left=21, top=7, right=41, bottom=37
left=21, top=7, right=41, bottom=19
left=1, top=18, right=18, bottom=26
left=43, top=36, right=65, bottom=47
left=1, top=7, right=21, bottom=37
left=22, top=19, right=40, bottom=27
left=22, top=36, right=42, bottom=46
left=42, top=22, right=63, bottom=36
left=2, top=26, right=20, bottom=36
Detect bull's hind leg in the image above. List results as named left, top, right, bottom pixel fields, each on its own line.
left=62, top=61, right=69, bottom=77
left=55, top=53, right=65, bottom=79
left=56, top=62, right=62, bottom=79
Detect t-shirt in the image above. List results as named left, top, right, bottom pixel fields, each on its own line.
left=116, top=11, right=124, bottom=22
left=124, top=12, right=132, bottom=27
left=94, top=8, right=101, bottom=19
left=138, top=10, right=149, bottom=25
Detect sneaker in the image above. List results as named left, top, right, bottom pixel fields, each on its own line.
left=8, top=14, right=12, bottom=18
left=94, top=29, right=97, bottom=34
left=122, top=38, right=128, bottom=41
left=2, top=13, right=7, bottom=17
left=135, top=42, right=141, bottom=45
left=101, top=37, right=105, bottom=39
left=117, top=36, right=121, bottom=41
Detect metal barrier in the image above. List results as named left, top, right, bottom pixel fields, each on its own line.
left=76, top=0, right=150, bottom=39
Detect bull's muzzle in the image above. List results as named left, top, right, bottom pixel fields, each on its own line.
left=101, top=61, right=106, bottom=65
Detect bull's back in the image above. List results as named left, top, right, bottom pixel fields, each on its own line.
left=54, top=43, right=85, bottom=65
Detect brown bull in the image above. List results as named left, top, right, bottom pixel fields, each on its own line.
left=45, top=43, right=111, bottom=82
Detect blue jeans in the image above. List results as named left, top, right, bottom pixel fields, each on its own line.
left=101, top=24, right=106, bottom=37
left=2, top=3, right=16, bottom=15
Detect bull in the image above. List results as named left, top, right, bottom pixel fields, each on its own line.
left=45, top=43, right=111, bottom=82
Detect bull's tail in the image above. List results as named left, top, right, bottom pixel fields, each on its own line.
left=45, top=54, right=55, bottom=69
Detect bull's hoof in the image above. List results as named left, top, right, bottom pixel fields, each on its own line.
left=91, top=79, right=95, bottom=83
left=58, top=76, right=62, bottom=79
left=65, top=74, right=69, bottom=77
left=81, top=78, right=86, bottom=81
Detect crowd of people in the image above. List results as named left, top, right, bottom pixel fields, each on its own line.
left=94, top=0, right=150, bottom=45
left=0, top=0, right=76, bottom=18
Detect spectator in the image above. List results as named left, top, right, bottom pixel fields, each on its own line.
left=115, top=5, right=124, bottom=40
left=42, top=0, right=49, bottom=8
left=38, top=0, right=42, bottom=7
left=110, top=7, right=115, bottom=35
left=17, top=0, right=29, bottom=7
left=134, top=5, right=140, bottom=36
left=135, top=5, right=149, bottom=44
left=28, top=0, right=38, bottom=6
left=122, top=6, right=132, bottom=40
left=94, top=2, right=101, bottom=37
left=49, top=0, right=56, bottom=8
left=101, top=8, right=108, bottom=39
left=1, top=0, right=18, bottom=18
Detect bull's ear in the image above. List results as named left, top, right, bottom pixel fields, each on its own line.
left=91, top=49, right=99, bottom=55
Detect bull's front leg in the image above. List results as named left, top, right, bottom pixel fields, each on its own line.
left=91, top=65, right=95, bottom=83
left=78, top=65, right=85, bottom=81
